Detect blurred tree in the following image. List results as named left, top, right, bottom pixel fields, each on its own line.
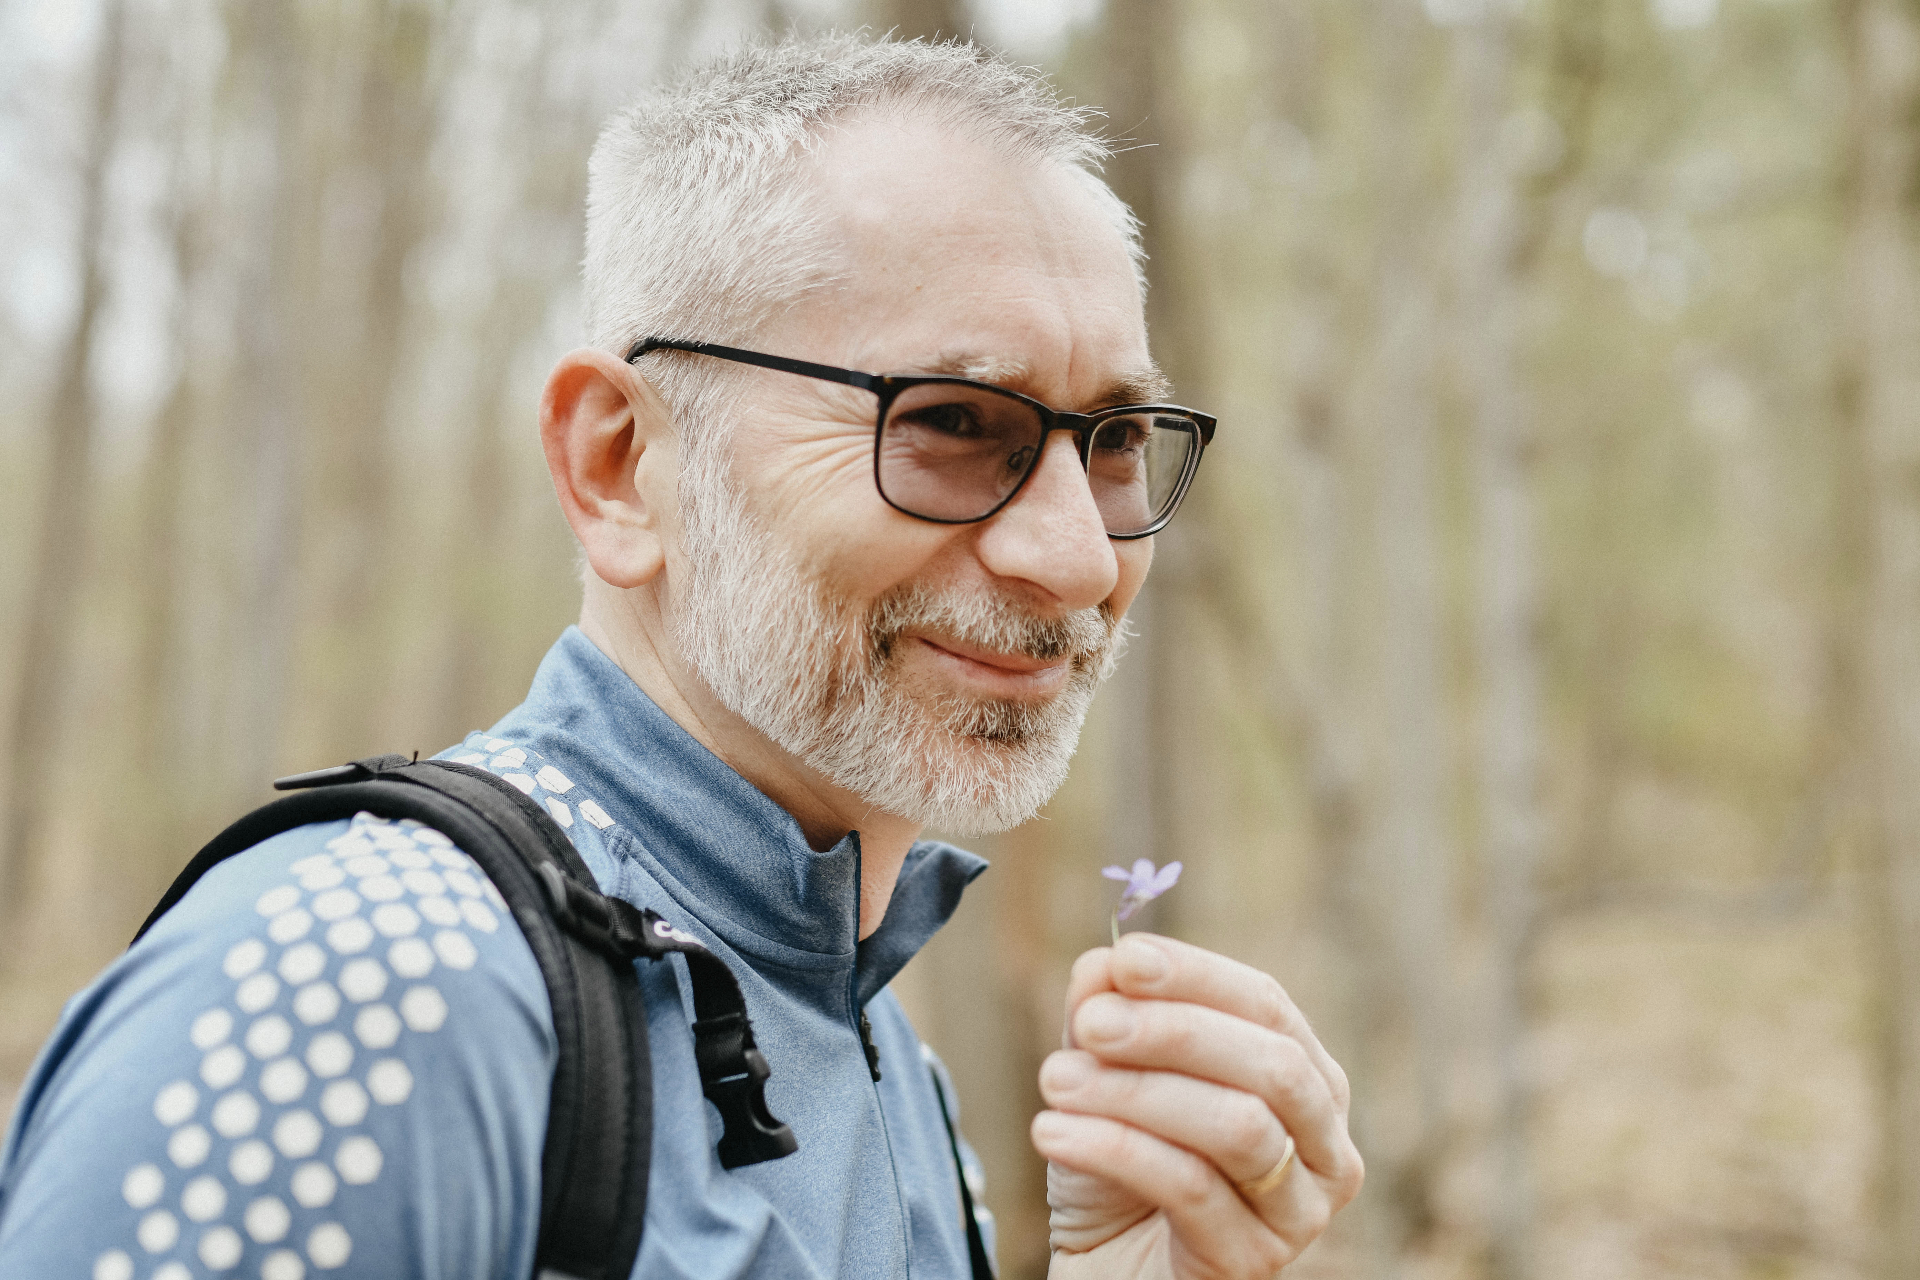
left=868, top=0, right=971, bottom=43
left=218, top=0, right=308, bottom=802
left=1451, top=5, right=1545, bottom=1276
left=2, top=0, right=128, bottom=932
left=1098, top=0, right=1194, bottom=911
left=136, top=132, right=205, bottom=770
left=1354, top=0, right=1453, bottom=1260
left=1841, top=0, right=1920, bottom=1275
left=305, top=0, right=441, bottom=760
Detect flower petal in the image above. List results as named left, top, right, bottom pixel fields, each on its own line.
left=1131, top=858, right=1156, bottom=882
left=1148, top=861, right=1183, bottom=896
left=1101, top=866, right=1132, bottom=881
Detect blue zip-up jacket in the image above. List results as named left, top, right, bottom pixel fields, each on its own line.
left=0, top=627, right=993, bottom=1279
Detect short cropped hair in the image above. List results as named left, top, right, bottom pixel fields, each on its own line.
left=583, top=32, right=1141, bottom=440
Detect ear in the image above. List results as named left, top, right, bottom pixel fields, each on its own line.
left=539, top=348, right=678, bottom=589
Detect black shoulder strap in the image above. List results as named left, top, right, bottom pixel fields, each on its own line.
left=133, top=754, right=797, bottom=1280
left=925, top=1050, right=997, bottom=1280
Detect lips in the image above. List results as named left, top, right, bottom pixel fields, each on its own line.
left=911, top=634, right=1072, bottom=696
left=916, top=634, right=1059, bottom=675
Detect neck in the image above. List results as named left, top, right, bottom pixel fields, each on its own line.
left=578, top=579, right=919, bottom=941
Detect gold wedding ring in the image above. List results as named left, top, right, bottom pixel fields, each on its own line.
left=1235, top=1133, right=1296, bottom=1198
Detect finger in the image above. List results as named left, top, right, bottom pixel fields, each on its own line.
left=1069, top=992, right=1353, bottom=1181
left=1062, top=946, right=1118, bottom=1048
left=1041, top=1049, right=1296, bottom=1186
left=1107, top=934, right=1350, bottom=1108
left=1045, top=1159, right=1153, bottom=1254
left=1031, top=1109, right=1325, bottom=1272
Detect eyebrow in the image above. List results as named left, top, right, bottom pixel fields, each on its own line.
left=916, top=352, right=1176, bottom=408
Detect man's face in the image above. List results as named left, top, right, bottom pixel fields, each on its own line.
left=664, top=116, right=1157, bottom=833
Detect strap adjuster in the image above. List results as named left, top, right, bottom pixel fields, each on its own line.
left=535, top=860, right=798, bottom=1168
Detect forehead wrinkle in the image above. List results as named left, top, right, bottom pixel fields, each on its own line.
left=897, top=351, right=1173, bottom=409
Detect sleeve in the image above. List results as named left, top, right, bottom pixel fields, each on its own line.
left=0, top=811, right=557, bottom=1280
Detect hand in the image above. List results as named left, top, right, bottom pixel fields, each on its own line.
left=1030, top=934, right=1363, bottom=1278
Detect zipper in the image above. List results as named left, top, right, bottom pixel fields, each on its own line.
left=859, top=1011, right=882, bottom=1081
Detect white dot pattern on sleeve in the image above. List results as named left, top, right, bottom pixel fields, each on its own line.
left=262, top=1246, right=306, bottom=1279
left=138, top=1209, right=179, bottom=1252
left=199, top=1223, right=243, bottom=1269
left=167, top=1125, right=211, bottom=1169
left=230, top=1140, right=274, bottom=1185
left=122, top=1164, right=165, bottom=1209
left=246, top=1195, right=292, bottom=1243
left=290, top=1161, right=337, bottom=1209
left=308, top=1220, right=353, bottom=1268
left=190, top=1008, right=233, bottom=1050
left=201, top=1044, right=246, bottom=1089
left=107, top=812, right=512, bottom=1279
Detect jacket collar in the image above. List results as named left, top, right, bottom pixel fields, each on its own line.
left=489, top=627, right=986, bottom=1002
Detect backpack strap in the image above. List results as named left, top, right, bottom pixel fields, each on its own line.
left=132, top=753, right=797, bottom=1280
left=923, top=1047, right=997, bottom=1280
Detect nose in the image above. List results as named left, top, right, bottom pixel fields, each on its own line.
left=971, top=430, right=1118, bottom=609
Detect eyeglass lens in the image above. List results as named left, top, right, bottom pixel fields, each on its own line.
left=877, top=381, right=1198, bottom=536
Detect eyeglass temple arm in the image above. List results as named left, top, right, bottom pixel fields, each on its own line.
left=625, top=338, right=879, bottom=392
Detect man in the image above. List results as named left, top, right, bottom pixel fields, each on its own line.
left=0, top=34, right=1359, bottom=1279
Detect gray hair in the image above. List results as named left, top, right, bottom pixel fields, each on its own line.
left=582, top=32, right=1142, bottom=442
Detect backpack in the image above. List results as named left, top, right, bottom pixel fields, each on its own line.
left=132, top=754, right=996, bottom=1280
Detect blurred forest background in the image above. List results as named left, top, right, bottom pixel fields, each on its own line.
left=6, top=0, right=1920, bottom=1276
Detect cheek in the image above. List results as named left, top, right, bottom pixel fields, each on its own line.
left=741, top=434, right=961, bottom=595
left=728, top=416, right=877, bottom=548
left=810, top=511, right=961, bottom=605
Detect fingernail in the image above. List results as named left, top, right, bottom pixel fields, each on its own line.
left=1121, top=935, right=1168, bottom=983
left=1078, top=995, right=1135, bottom=1043
left=1042, top=1052, right=1093, bottom=1093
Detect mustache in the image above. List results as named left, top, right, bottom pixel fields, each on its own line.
left=862, top=581, right=1119, bottom=672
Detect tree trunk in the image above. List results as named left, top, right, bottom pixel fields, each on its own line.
left=1841, top=1, right=1920, bottom=1275
left=1098, top=0, right=1200, bottom=908
left=1358, top=0, right=1452, bottom=1262
left=307, top=0, right=439, bottom=758
left=136, top=143, right=209, bottom=770
left=221, top=0, right=308, bottom=791
left=2, top=0, right=129, bottom=929
left=1453, top=9, right=1545, bottom=1277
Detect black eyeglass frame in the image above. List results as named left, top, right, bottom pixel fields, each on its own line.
left=625, top=337, right=1217, bottom=540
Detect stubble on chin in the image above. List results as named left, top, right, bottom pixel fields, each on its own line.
left=673, top=456, right=1121, bottom=833
left=803, top=580, right=1119, bottom=831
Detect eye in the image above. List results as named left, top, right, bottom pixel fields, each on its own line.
left=1091, top=419, right=1149, bottom=456
left=896, top=401, right=988, bottom=439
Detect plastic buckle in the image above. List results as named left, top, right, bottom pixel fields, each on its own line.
left=700, top=1044, right=800, bottom=1168
left=535, top=866, right=798, bottom=1168
left=535, top=862, right=624, bottom=953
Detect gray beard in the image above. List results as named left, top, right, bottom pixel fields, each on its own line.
left=668, top=439, right=1120, bottom=835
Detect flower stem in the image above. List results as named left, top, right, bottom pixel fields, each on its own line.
left=1111, top=910, right=1120, bottom=948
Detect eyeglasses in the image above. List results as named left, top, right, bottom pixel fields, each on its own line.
left=625, top=338, right=1217, bottom=540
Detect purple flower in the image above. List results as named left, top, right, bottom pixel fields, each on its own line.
left=1103, top=858, right=1183, bottom=922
